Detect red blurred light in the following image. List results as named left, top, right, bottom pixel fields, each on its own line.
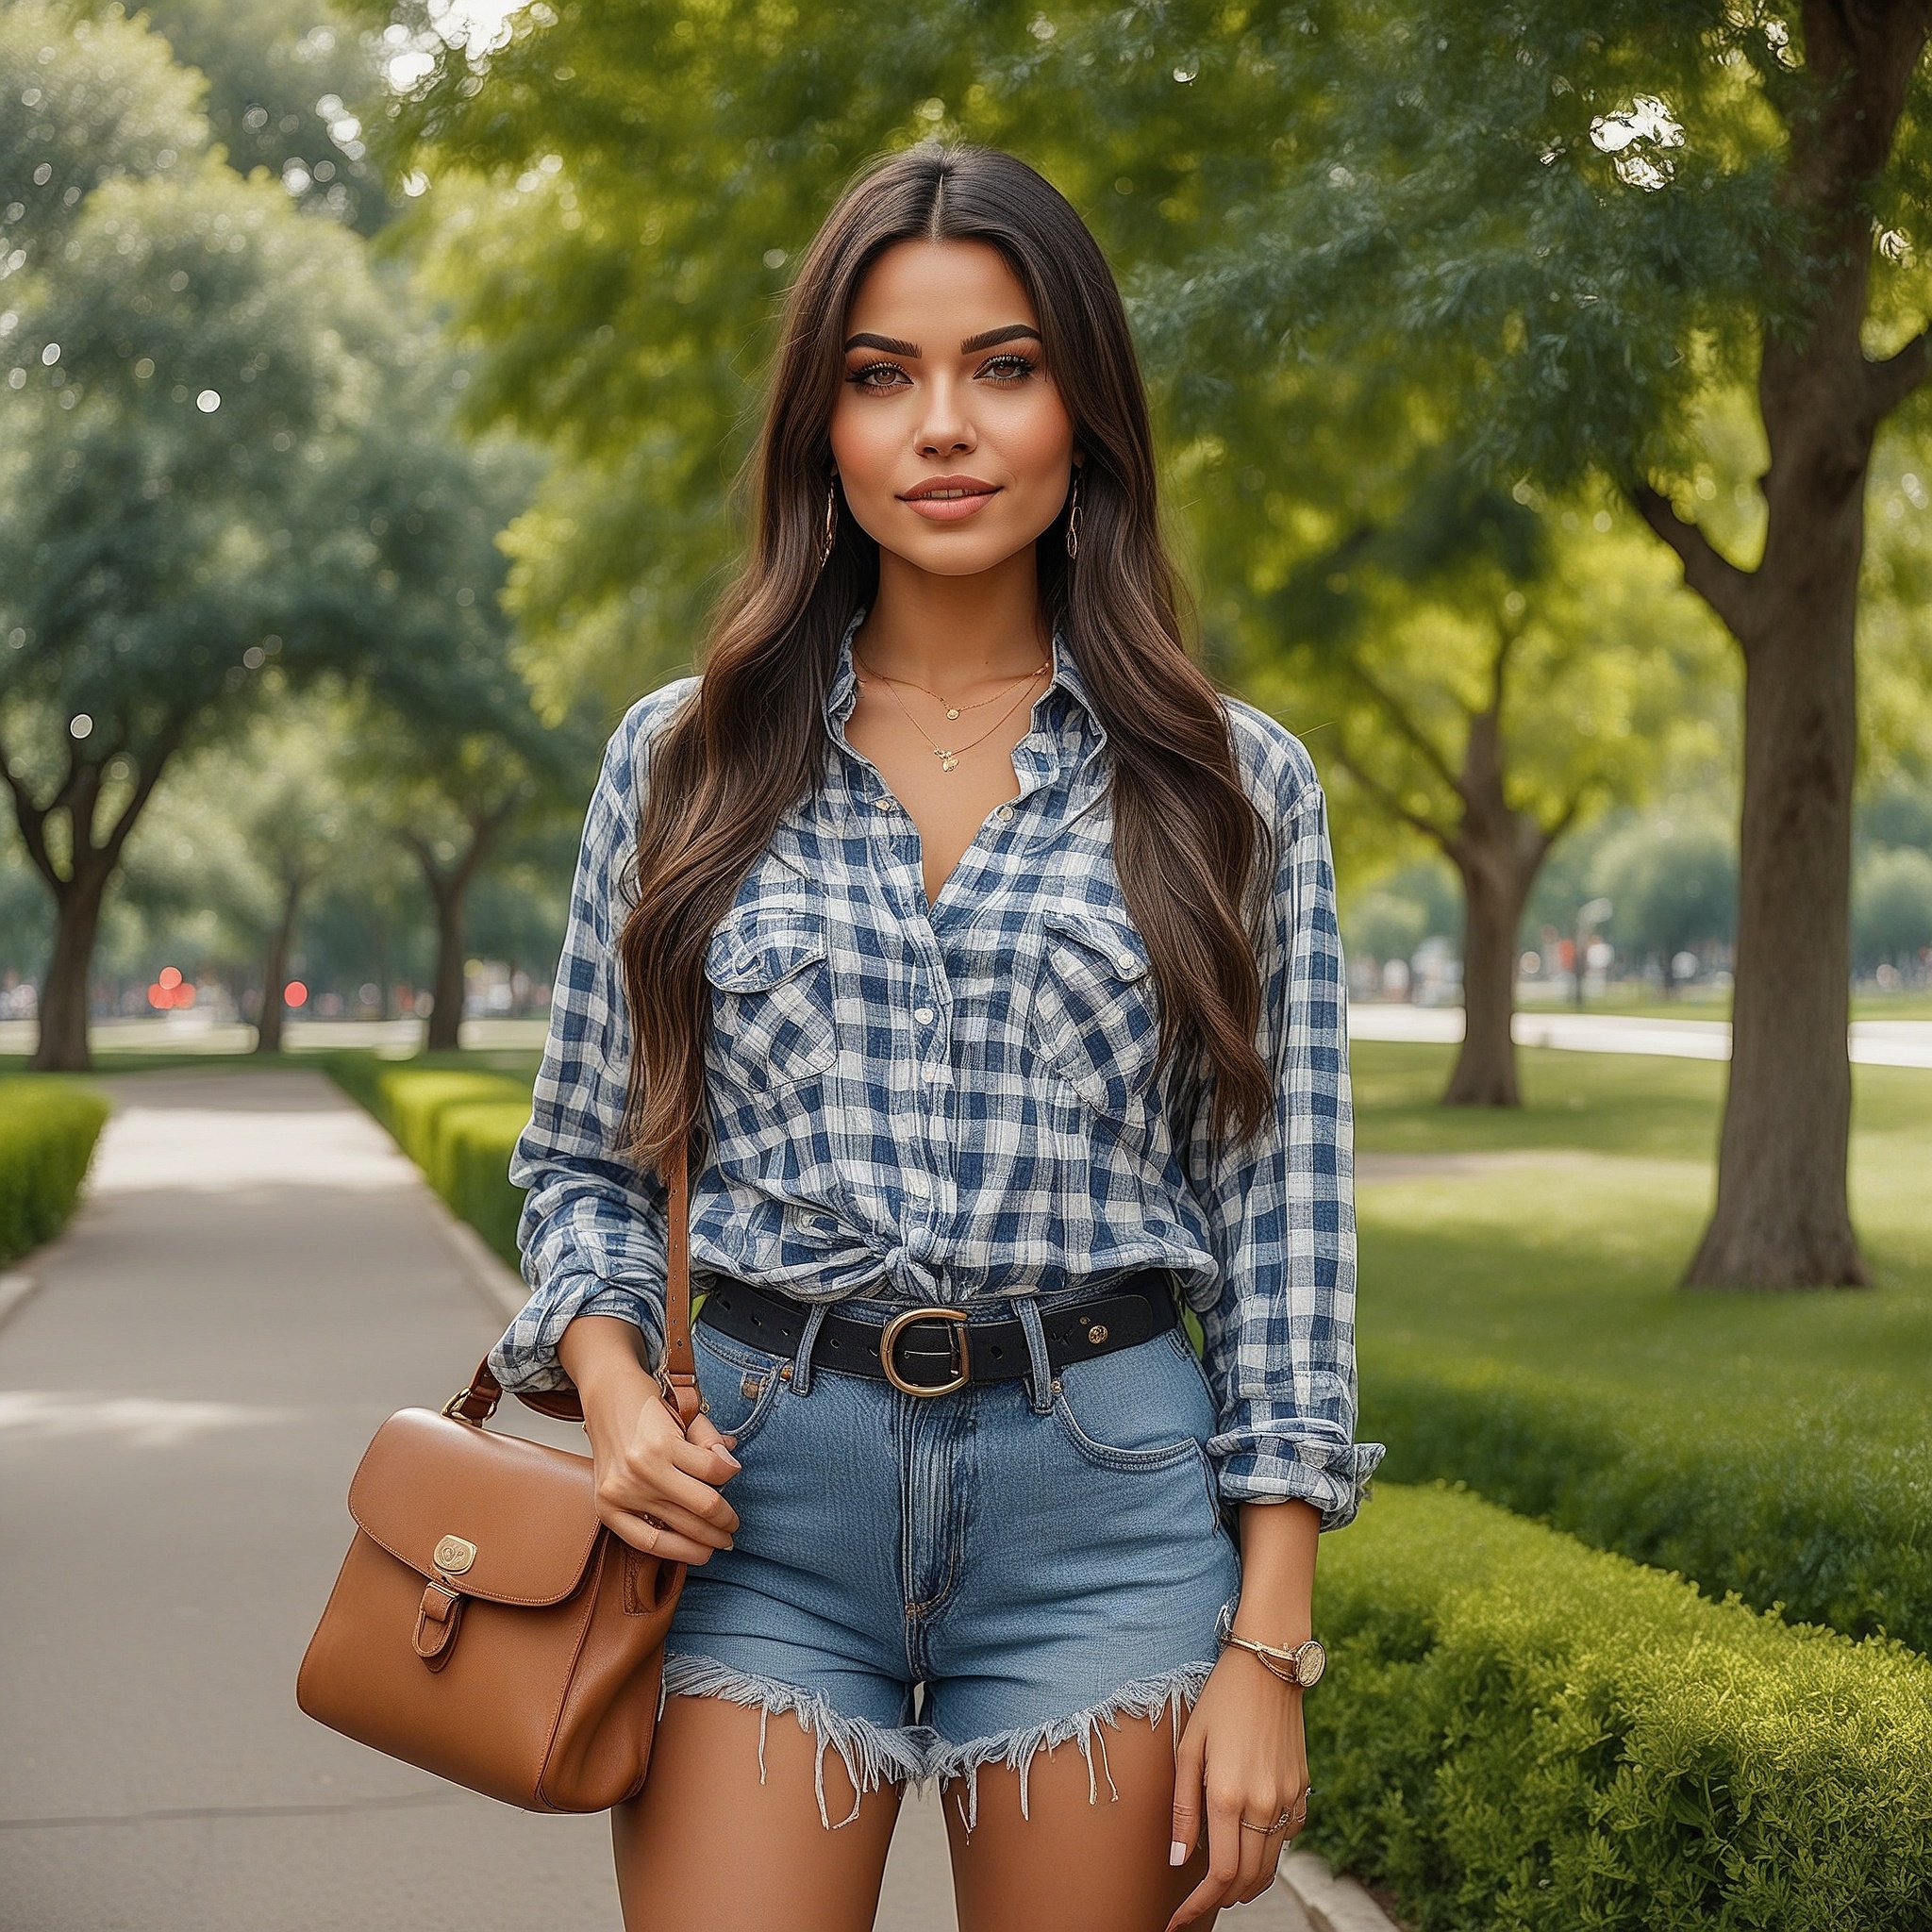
left=147, top=983, right=168, bottom=1010
left=176, top=983, right=196, bottom=1008
left=158, top=966, right=183, bottom=990
left=284, top=980, right=308, bottom=1008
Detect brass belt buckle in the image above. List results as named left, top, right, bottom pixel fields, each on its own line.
left=880, top=1307, right=971, bottom=1396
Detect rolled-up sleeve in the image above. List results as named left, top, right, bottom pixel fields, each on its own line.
left=1187, top=719, right=1384, bottom=1527
left=488, top=678, right=697, bottom=1392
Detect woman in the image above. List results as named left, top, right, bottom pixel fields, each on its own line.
left=492, top=142, right=1381, bottom=1932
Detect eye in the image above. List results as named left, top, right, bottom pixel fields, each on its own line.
left=847, top=360, right=909, bottom=392
left=977, top=353, right=1039, bottom=384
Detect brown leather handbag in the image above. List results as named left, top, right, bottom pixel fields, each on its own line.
left=296, top=1142, right=699, bottom=1812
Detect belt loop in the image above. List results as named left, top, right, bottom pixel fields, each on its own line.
left=1013, top=1296, right=1055, bottom=1416
left=791, top=1302, right=830, bottom=1397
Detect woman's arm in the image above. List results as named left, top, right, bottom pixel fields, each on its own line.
left=488, top=680, right=697, bottom=1396
left=1166, top=1501, right=1319, bottom=1928
left=488, top=680, right=740, bottom=1561
left=1167, top=714, right=1384, bottom=1926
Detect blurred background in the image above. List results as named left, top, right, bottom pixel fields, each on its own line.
left=3, top=0, right=1927, bottom=1074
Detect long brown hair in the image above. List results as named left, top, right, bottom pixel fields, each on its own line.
left=620, top=142, right=1274, bottom=1173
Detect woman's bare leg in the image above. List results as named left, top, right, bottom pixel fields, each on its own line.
left=944, top=1707, right=1217, bottom=1932
left=612, top=1694, right=902, bottom=1932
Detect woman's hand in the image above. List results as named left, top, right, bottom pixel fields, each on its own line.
left=558, top=1313, right=743, bottom=1567
left=1165, top=1647, right=1309, bottom=1929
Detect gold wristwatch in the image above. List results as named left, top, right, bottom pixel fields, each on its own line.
left=1220, top=1631, right=1326, bottom=1688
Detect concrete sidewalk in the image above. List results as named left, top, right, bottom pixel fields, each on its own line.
left=1349, top=1003, right=1932, bottom=1068
left=0, top=1069, right=1332, bottom=1931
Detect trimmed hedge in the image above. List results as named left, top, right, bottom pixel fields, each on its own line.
left=1366, top=1357, right=1932, bottom=1657
left=1307, top=1483, right=1932, bottom=1931
left=0, top=1077, right=110, bottom=1263
left=322, top=1057, right=529, bottom=1265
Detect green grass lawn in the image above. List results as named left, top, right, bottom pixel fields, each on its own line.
left=1354, top=1041, right=1932, bottom=1399
left=1352, top=1041, right=1932, bottom=1647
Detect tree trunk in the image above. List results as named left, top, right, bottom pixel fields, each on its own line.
left=1445, top=849, right=1533, bottom=1105
left=29, top=872, right=109, bottom=1072
left=253, top=878, right=305, bottom=1057
left=1686, top=547, right=1865, bottom=1286
left=1441, top=708, right=1550, bottom=1108
left=426, top=881, right=468, bottom=1053
left=1673, top=3, right=1931, bottom=1287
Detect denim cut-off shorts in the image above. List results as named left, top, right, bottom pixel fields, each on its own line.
left=661, top=1284, right=1243, bottom=1828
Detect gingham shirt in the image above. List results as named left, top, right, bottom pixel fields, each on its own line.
left=493, top=612, right=1382, bottom=1527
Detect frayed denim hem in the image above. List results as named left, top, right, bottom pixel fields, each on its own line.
left=659, top=1651, right=929, bottom=1829
left=925, top=1660, right=1215, bottom=1831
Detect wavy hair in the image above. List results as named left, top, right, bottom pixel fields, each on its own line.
left=620, top=142, right=1274, bottom=1173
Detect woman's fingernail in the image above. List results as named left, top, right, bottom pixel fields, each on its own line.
left=1169, top=1840, right=1188, bottom=1867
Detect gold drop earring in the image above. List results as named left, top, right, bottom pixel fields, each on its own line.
left=1064, top=466, right=1082, bottom=560
left=816, top=477, right=839, bottom=572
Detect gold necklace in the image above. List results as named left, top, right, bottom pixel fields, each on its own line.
left=855, top=652, right=1050, bottom=722
left=863, top=661, right=1048, bottom=771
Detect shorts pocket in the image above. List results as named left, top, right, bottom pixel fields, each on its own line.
left=1050, top=1327, right=1218, bottom=1473
left=692, top=1325, right=786, bottom=1450
left=704, top=906, right=838, bottom=1095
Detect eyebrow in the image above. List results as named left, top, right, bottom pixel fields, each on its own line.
left=841, top=324, right=1043, bottom=357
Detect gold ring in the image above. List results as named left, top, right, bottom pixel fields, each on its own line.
left=1240, top=1813, right=1292, bottom=1834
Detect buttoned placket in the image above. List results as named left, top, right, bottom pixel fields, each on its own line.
left=823, top=615, right=1095, bottom=1303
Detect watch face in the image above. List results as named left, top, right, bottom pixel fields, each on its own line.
left=1294, top=1640, right=1326, bottom=1687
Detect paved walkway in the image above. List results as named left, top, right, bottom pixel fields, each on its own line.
left=1349, top=1004, right=1932, bottom=1067
left=0, top=1071, right=1322, bottom=1931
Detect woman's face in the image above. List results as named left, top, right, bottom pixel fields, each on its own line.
left=828, top=239, right=1077, bottom=578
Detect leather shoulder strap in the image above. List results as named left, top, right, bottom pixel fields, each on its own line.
left=656, top=1136, right=701, bottom=1425
left=457, top=1133, right=695, bottom=1429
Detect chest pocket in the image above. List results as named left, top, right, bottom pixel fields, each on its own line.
left=704, top=907, right=839, bottom=1094
left=1027, top=907, right=1162, bottom=1116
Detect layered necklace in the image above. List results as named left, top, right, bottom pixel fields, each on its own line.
left=856, top=653, right=1050, bottom=773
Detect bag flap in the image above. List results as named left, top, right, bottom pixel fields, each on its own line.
left=347, top=1407, right=601, bottom=1608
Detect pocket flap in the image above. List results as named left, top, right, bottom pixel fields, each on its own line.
left=347, top=1407, right=600, bottom=1607
left=1041, top=907, right=1152, bottom=983
left=704, top=908, right=830, bottom=992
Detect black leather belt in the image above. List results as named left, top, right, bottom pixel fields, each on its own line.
left=695, top=1272, right=1181, bottom=1397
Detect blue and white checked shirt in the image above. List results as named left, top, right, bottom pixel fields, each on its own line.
left=492, top=612, right=1382, bottom=1528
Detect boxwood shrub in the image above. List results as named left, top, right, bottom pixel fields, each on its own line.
left=0, top=1077, right=110, bottom=1264
left=1366, top=1357, right=1932, bottom=1657
left=1306, top=1482, right=1932, bottom=1931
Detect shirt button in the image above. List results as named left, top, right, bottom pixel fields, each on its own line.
left=1117, top=954, right=1136, bottom=974
left=874, top=795, right=893, bottom=811
left=996, top=804, right=1014, bottom=823
left=913, top=1005, right=935, bottom=1024
left=922, top=1065, right=941, bottom=1083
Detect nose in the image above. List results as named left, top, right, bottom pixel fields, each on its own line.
left=915, top=373, right=975, bottom=459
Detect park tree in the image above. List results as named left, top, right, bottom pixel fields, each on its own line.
left=1227, top=472, right=1725, bottom=1102
left=351, top=662, right=585, bottom=1052
left=0, top=145, right=390, bottom=1069
left=1062, top=3, right=1932, bottom=1286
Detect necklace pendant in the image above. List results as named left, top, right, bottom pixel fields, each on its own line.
left=941, top=756, right=959, bottom=771
left=946, top=708, right=960, bottom=720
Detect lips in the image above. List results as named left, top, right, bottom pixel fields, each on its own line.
left=899, top=475, right=1001, bottom=524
